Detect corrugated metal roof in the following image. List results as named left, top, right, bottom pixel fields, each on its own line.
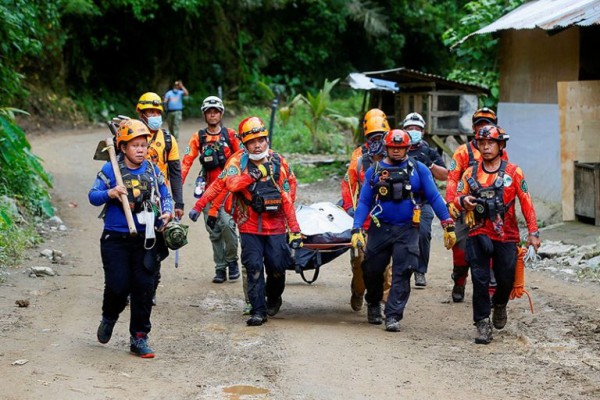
left=360, top=67, right=489, bottom=93
left=458, top=0, right=600, bottom=45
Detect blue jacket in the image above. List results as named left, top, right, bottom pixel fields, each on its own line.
left=89, top=161, right=173, bottom=233
left=353, top=158, right=450, bottom=229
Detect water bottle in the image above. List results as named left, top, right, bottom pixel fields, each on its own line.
left=194, top=176, right=206, bottom=199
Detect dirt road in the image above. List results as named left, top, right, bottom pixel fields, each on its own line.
left=1, top=120, right=599, bottom=399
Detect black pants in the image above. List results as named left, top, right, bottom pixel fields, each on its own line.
left=465, top=234, right=516, bottom=322
left=100, top=231, right=155, bottom=336
left=363, top=222, right=419, bottom=321
left=240, top=233, right=291, bottom=317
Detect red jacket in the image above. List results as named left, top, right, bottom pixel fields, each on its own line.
left=224, top=150, right=299, bottom=235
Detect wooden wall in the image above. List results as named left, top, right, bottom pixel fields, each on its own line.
left=500, top=28, right=580, bottom=104
left=558, top=80, right=600, bottom=220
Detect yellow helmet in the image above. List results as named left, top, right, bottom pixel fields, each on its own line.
left=136, top=92, right=164, bottom=113
left=238, top=116, right=268, bottom=144
left=116, top=119, right=151, bottom=147
left=363, top=108, right=387, bottom=131
left=364, top=115, right=390, bottom=137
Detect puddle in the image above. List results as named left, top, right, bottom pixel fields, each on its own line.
left=223, top=385, right=270, bottom=399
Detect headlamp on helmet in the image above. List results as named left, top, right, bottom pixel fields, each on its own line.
left=137, top=92, right=164, bottom=113
left=383, top=129, right=411, bottom=148
left=472, top=107, right=498, bottom=126
left=201, top=96, right=225, bottom=114
left=402, top=112, right=426, bottom=129
left=475, top=124, right=509, bottom=142
left=238, top=116, right=269, bottom=144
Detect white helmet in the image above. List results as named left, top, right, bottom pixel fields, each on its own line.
left=402, top=112, right=426, bottom=129
left=201, top=96, right=225, bottom=113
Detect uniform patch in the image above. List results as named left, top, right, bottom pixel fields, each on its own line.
left=449, top=160, right=457, bottom=171
left=227, top=166, right=239, bottom=176
left=503, top=175, right=513, bottom=187
left=457, top=180, right=464, bottom=192
left=185, top=145, right=191, bottom=155
left=343, top=173, right=349, bottom=182
left=218, top=169, right=227, bottom=179
left=520, top=179, right=529, bottom=193
left=282, top=181, right=290, bottom=192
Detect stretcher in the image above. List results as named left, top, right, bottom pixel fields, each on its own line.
left=288, top=202, right=353, bottom=284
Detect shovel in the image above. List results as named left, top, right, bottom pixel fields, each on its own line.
left=93, top=135, right=137, bottom=236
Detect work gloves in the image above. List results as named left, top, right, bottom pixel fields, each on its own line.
left=447, top=202, right=461, bottom=220
left=206, top=215, right=218, bottom=230
left=249, top=164, right=269, bottom=181
left=188, top=208, right=201, bottom=222
left=464, top=210, right=476, bottom=228
left=351, top=228, right=365, bottom=249
left=441, top=219, right=457, bottom=249
left=289, top=232, right=303, bottom=249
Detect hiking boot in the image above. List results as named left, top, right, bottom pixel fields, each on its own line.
left=492, top=303, right=508, bottom=330
left=267, top=296, right=282, bottom=317
left=243, top=302, right=252, bottom=315
left=246, top=314, right=267, bottom=326
left=452, top=284, right=465, bottom=303
left=212, top=269, right=227, bottom=284
left=96, top=317, right=116, bottom=344
left=130, top=333, right=155, bottom=358
left=367, top=303, right=383, bottom=325
left=474, top=319, right=493, bottom=345
left=414, top=272, right=427, bottom=287
left=228, top=261, right=240, bottom=280
left=350, top=293, right=364, bottom=311
left=385, top=317, right=401, bottom=332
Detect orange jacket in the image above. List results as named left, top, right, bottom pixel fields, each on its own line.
left=446, top=141, right=508, bottom=204
left=224, top=150, right=299, bottom=235
left=454, top=161, right=538, bottom=242
left=181, top=127, right=242, bottom=185
left=341, top=145, right=372, bottom=229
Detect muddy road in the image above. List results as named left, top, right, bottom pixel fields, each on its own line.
left=1, top=119, right=599, bottom=399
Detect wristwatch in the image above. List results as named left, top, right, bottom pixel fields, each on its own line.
left=529, top=231, right=540, bottom=238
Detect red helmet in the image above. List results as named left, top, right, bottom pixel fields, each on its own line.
left=475, top=125, right=509, bottom=142
left=383, top=129, right=411, bottom=148
left=472, top=107, right=497, bottom=126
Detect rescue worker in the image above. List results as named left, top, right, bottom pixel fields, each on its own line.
left=183, top=96, right=242, bottom=283
left=136, top=92, right=185, bottom=305
left=89, top=119, right=173, bottom=358
left=351, top=129, right=457, bottom=332
left=223, top=116, right=302, bottom=326
left=163, top=80, right=189, bottom=139
left=341, top=110, right=390, bottom=311
left=403, top=112, right=448, bottom=287
left=453, top=125, right=540, bottom=344
left=446, top=107, right=502, bottom=302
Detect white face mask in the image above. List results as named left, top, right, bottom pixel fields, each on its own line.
left=248, top=146, right=269, bottom=161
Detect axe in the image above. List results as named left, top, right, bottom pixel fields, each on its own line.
left=94, top=129, right=137, bottom=236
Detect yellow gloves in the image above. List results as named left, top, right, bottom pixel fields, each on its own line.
left=289, top=232, right=303, bottom=249
left=441, top=219, right=457, bottom=250
left=464, top=210, right=476, bottom=228
left=351, top=229, right=365, bottom=249
left=447, top=202, right=461, bottom=219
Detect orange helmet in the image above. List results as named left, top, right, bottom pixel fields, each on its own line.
left=136, top=92, right=164, bottom=113
left=472, top=107, right=497, bottom=126
left=238, top=116, right=268, bottom=144
left=363, top=108, right=387, bottom=130
left=383, top=129, right=411, bottom=148
left=475, top=124, right=509, bottom=142
left=364, top=116, right=390, bottom=137
left=116, top=119, right=151, bottom=147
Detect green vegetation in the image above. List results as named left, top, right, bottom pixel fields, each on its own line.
left=293, top=162, right=347, bottom=184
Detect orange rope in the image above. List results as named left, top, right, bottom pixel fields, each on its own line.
left=509, top=246, right=534, bottom=313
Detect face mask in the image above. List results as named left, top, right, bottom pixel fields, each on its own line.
left=146, top=116, right=162, bottom=131
left=407, top=130, right=422, bottom=145
left=248, top=146, right=269, bottom=161
left=367, top=134, right=384, bottom=156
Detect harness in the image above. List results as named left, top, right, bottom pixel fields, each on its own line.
left=466, top=159, right=508, bottom=233
left=198, top=127, right=232, bottom=171
left=245, top=153, right=283, bottom=213
left=467, top=141, right=478, bottom=168
left=118, top=156, right=158, bottom=214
